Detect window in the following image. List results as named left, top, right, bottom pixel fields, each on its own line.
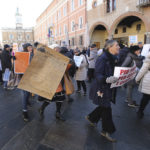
left=64, top=24, right=67, bottom=34
left=18, top=34, right=22, bottom=40
left=79, top=35, right=83, bottom=45
left=107, top=0, right=116, bottom=13
left=115, top=29, right=118, bottom=34
left=26, top=35, right=30, bottom=40
left=122, top=27, right=126, bottom=33
left=79, top=17, right=83, bottom=29
left=79, top=0, right=83, bottom=6
left=63, top=6, right=67, bottom=16
left=9, top=34, right=13, bottom=40
left=136, top=24, right=141, bottom=31
left=72, top=38, right=75, bottom=46
left=71, top=21, right=75, bottom=31
left=71, top=0, right=75, bottom=11
left=59, top=26, right=61, bottom=35
left=58, top=10, right=61, bottom=20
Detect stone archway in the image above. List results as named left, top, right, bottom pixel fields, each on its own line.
left=110, top=11, right=149, bottom=35
left=89, top=22, right=109, bottom=49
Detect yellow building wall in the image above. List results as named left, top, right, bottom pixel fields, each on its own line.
left=91, top=30, right=108, bottom=49
left=113, top=21, right=146, bottom=45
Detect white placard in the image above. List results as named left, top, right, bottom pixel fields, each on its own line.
left=74, top=56, right=83, bottom=67
left=3, top=68, right=11, bottom=81
left=111, top=63, right=137, bottom=88
left=129, top=35, right=138, bottom=44
left=141, top=44, right=150, bottom=57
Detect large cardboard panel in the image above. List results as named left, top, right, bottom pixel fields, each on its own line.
left=18, top=44, right=70, bottom=100
left=14, top=52, right=30, bottom=74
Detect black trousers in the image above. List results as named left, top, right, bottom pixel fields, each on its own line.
left=88, top=106, right=116, bottom=134
left=77, top=80, right=86, bottom=92
left=139, top=94, right=150, bottom=112
left=0, top=71, right=3, bottom=82
left=88, top=68, right=95, bottom=82
left=41, top=101, right=62, bottom=113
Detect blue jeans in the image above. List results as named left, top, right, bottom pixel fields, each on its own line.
left=3, top=81, right=8, bottom=88
left=22, top=90, right=30, bottom=112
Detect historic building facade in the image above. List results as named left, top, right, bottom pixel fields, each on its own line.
left=34, top=0, right=87, bottom=48
left=0, top=8, right=34, bottom=50
left=87, top=0, right=150, bottom=49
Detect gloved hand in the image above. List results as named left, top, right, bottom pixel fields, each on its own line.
left=106, top=76, right=118, bottom=84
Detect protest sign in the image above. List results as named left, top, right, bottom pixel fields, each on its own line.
left=129, top=35, right=138, bottom=44
left=14, top=52, right=30, bottom=74
left=18, top=44, right=70, bottom=100
left=141, top=44, right=150, bottom=57
left=74, top=55, right=83, bottom=67
left=111, top=63, right=137, bottom=88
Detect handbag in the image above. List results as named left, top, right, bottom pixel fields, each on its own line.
left=64, top=73, right=74, bottom=95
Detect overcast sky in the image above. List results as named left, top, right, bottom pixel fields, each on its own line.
left=0, top=0, right=52, bottom=28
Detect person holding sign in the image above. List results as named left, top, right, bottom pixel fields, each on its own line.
left=74, top=50, right=88, bottom=96
left=136, top=52, right=150, bottom=119
left=122, top=46, right=143, bottom=107
left=86, top=40, right=120, bottom=142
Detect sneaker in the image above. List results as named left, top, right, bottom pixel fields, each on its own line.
left=22, top=111, right=29, bottom=122
left=85, top=116, right=97, bottom=127
left=137, top=110, right=144, bottom=119
left=56, top=112, right=66, bottom=121
left=83, top=92, right=87, bottom=96
left=100, top=131, right=117, bottom=142
left=76, top=90, right=81, bottom=93
left=128, top=101, right=139, bottom=108
left=7, top=87, right=15, bottom=90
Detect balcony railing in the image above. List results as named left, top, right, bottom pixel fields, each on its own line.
left=138, top=0, right=150, bottom=7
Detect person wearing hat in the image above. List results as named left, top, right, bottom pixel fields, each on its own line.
left=1, top=44, right=12, bottom=89
left=122, top=45, right=143, bottom=107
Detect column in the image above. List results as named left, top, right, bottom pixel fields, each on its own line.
left=146, top=32, right=150, bottom=44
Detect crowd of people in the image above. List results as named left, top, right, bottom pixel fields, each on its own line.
left=0, top=40, right=150, bottom=142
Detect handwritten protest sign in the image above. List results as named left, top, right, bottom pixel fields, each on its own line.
left=111, top=63, right=137, bottom=88
left=14, top=52, right=30, bottom=74
left=141, top=44, right=150, bottom=57
left=18, top=44, right=70, bottom=100
left=74, top=56, right=83, bottom=67
left=13, top=43, right=18, bottom=52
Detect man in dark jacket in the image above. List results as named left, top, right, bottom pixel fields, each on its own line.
left=1, top=44, right=12, bottom=88
left=122, top=45, right=143, bottom=107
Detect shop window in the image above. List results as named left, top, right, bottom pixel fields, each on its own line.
left=136, top=24, right=141, bottom=31
left=107, top=0, right=116, bottom=13
left=122, top=27, right=126, bottom=33
left=115, top=29, right=118, bottom=34
left=79, top=35, right=83, bottom=45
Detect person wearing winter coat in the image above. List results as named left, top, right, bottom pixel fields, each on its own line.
left=74, top=50, right=88, bottom=96
left=121, top=45, right=143, bottom=107
left=86, top=40, right=120, bottom=142
left=1, top=44, right=12, bottom=89
left=20, top=43, right=34, bottom=122
left=136, top=52, right=150, bottom=119
left=87, top=44, right=97, bottom=82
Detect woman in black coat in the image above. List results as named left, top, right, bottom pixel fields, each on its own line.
left=86, top=40, right=120, bottom=142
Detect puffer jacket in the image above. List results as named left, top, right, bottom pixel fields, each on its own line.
left=135, top=52, right=150, bottom=95
left=88, top=48, right=97, bottom=69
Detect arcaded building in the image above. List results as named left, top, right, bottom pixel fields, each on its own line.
left=34, top=0, right=87, bottom=48
left=87, top=0, right=150, bottom=49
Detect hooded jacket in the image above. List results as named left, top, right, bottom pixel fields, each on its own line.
left=135, top=52, right=150, bottom=95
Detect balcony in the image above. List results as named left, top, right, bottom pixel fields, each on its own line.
left=137, top=0, right=150, bottom=7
